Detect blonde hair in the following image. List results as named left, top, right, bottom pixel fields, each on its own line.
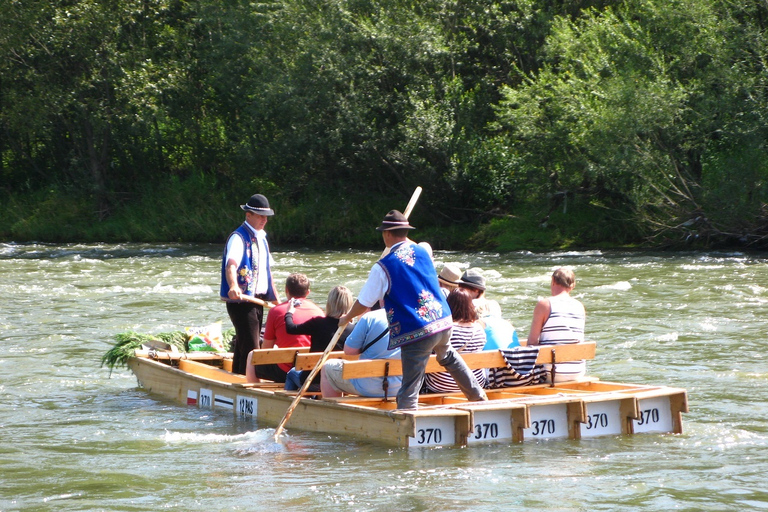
left=552, top=267, right=576, bottom=289
left=325, top=285, right=353, bottom=318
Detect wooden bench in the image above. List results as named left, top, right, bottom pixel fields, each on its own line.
left=340, top=342, right=597, bottom=380
left=248, top=346, right=357, bottom=370
left=248, top=346, right=310, bottom=365
left=294, top=352, right=360, bottom=370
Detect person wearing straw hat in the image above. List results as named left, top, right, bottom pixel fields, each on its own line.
left=437, top=264, right=461, bottom=297
left=339, top=210, right=488, bottom=410
left=220, top=194, right=280, bottom=374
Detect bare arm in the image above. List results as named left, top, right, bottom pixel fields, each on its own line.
left=344, top=345, right=362, bottom=356
left=526, top=298, right=551, bottom=346
left=225, top=260, right=242, bottom=300
left=339, top=300, right=370, bottom=327
left=245, top=350, right=259, bottom=383
left=261, top=338, right=276, bottom=349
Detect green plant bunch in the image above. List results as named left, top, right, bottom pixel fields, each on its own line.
left=101, top=328, right=235, bottom=371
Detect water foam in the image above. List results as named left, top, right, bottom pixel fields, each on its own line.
left=163, top=429, right=285, bottom=454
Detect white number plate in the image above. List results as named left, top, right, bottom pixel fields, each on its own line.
left=633, top=396, right=673, bottom=433
left=580, top=400, right=622, bottom=437
left=525, top=404, right=569, bottom=440
left=236, top=395, right=258, bottom=418
left=467, top=409, right=513, bottom=444
left=199, top=388, right=213, bottom=409
left=410, top=416, right=455, bottom=447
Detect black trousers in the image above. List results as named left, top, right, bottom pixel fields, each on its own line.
left=226, top=301, right=264, bottom=375
left=254, top=363, right=288, bottom=383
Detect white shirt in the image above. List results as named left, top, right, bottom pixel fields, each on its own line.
left=357, top=263, right=388, bottom=308
left=225, top=224, right=274, bottom=295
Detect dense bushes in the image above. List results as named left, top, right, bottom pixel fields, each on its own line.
left=2, top=0, right=767, bottom=248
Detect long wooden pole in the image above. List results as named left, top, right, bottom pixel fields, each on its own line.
left=402, top=186, right=422, bottom=218
left=273, top=324, right=347, bottom=440
left=238, top=295, right=273, bottom=308
left=273, top=186, right=422, bottom=441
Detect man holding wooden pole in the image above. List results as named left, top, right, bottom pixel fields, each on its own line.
left=220, top=194, right=280, bottom=374
left=339, top=210, right=488, bottom=409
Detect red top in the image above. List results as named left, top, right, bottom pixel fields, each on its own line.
left=263, top=299, right=324, bottom=371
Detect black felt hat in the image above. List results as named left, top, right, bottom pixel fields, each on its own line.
left=240, top=194, right=274, bottom=216
left=375, top=210, right=415, bottom=231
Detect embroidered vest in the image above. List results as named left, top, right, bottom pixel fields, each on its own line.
left=378, top=242, right=452, bottom=349
left=219, top=223, right=276, bottom=302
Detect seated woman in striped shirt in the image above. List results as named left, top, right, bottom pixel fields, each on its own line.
left=526, top=267, right=586, bottom=382
left=424, top=288, right=487, bottom=393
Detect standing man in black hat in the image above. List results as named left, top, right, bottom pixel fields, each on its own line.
left=339, top=210, right=487, bottom=410
left=220, top=194, right=280, bottom=375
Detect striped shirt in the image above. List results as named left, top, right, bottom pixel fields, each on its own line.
left=425, top=323, right=487, bottom=393
left=539, top=295, right=586, bottom=381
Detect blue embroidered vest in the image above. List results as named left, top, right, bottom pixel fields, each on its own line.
left=378, top=242, right=452, bottom=349
left=219, top=223, right=276, bottom=302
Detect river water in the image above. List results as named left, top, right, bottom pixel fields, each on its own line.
left=1, top=242, right=767, bottom=511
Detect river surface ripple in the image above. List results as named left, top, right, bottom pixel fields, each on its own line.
left=1, top=243, right=767, bottom=511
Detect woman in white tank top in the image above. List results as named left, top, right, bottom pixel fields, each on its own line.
left=526, top=267, right=586, bottom=382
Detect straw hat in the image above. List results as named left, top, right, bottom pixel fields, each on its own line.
left=438, top=264, right=461, bottom=290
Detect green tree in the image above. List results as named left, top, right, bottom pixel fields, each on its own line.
left=494, top=0, right=768, bottom=245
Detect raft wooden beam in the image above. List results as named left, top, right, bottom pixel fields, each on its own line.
left=341, top=342, right=597, bottom=379
left=177, top=359, right=248, bottom=384
left=134, top=350, right=233, bottom=362
left=248, top=346, right=310, bottom=366
left=294, top=352, right=359, bottom=370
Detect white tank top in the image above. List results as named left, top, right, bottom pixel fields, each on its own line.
left=539, top=295, right=586, bottom=381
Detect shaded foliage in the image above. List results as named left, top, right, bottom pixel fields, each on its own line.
left=2, top=0, right=768, bottom=248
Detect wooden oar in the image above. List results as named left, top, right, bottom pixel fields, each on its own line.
left=379, top=186, right=422, bottom=259
left=238, top=295, right=274, bottom=308
left=273, top=323, right=347, bottom=441
left=402, top=186, right=422, bottom=218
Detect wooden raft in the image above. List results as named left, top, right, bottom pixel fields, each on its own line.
left=130, top=339, right=688, bottom=444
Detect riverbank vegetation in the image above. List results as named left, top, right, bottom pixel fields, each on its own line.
left=2, top=0, right=768, bottom=250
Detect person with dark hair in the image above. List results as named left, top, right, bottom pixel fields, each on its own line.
left=458, top=268, right=501, bottom=317
left=459, top=267, right=519, bottom=350
left=283, top=286, right=355, bottom=391
left=245, top=273, right=323, bottom=383
left=220, top=194, right=279, bottom=375
left=424, top=288, right=487, bottom=393
left=339, top=210, right=487, bottom=410
left=527, top=267, right=586, bottom=382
